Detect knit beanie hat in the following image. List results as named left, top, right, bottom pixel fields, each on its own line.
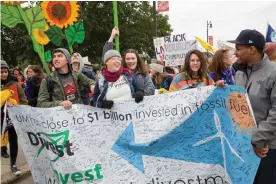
left=1, top=60, right=9, bottom=69
left=149, top=63, right=164, bottom=73
left=53, top=48, right=71, bottom=63
left=103, top=50, right=121, bottom=64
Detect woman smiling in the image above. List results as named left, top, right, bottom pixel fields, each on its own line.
left=169, top=50, right=213, bottom=92
left=93, top=50, right=144, bottom=109
left=102, top=28, right=155, bottom=97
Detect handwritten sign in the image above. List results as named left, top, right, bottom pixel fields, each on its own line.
left=8, top=86, right=260, bottom=184
left=153, top=33, right=198, bottom=66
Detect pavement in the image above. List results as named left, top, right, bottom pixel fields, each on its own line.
left=1, top=145, right=32, bottom=184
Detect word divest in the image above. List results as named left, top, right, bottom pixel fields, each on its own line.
left=153, top=33, right=198, bottom=66
left=8, top=85, right=260, bottom=184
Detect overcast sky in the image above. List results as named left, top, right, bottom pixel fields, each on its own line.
left=164, top=1, right=276, bottom=44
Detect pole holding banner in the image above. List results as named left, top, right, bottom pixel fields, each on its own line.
left=153, top=1, right=158, bottom=38
left=113, top=1, right=120, bottom=52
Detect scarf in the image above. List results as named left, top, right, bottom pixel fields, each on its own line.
left=102, top=67, right=132, bottom=82
left=220, top=66, right=234, bottom=85
left=130, top=68, right=137, bottom=73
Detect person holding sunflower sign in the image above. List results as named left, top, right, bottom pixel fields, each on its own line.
left=102, top=28, right=155, bottom=96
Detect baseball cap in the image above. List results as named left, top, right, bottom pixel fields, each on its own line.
left=228, top=29, right=265, bottom=50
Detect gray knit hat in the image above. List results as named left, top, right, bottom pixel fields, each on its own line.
left=1, top=60, right=9, bottom=69
left=53, top=48, right=71, bottom=63
left=103, top=50, right=121, bottom=64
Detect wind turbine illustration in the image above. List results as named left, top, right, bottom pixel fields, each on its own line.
left=193, top=110, right=244, bottom=177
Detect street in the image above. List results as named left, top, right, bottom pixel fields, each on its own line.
left=13, top=174, right=34, bottom=184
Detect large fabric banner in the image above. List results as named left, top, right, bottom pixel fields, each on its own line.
left=8, top=86, right=260, bottom=184
left=153, top=33, right=198, bottom=66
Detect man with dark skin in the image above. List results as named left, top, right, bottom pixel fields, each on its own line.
left=217, top=29, right=276, bottom=184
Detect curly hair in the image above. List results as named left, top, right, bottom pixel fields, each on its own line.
left=183, top=49, right=207, bottom=79
left=208, top=49, right=230, bottom=80
left=122, top=49, right=148, bottom=76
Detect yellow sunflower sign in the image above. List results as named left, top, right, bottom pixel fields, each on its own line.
left=33, top=25, right=50, bottom=45
left=1, top=1, right=86, bottom=73
left=41, top=1, right=79, bottom=29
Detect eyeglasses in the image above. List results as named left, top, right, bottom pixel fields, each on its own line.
left=109, top=56, right=122, bottom=61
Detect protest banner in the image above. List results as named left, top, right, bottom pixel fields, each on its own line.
left=217, top=40, right=236, bottom=54
left=8, top=85, right=260, bottom=184
left=153, top=33, right=198, bottom=66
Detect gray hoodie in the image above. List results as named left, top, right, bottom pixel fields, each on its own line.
left=71, top=52, right=96, bottom=104
left=71, top=52, right=85, bottom=72
left=235, top=54, right=276, bottom=149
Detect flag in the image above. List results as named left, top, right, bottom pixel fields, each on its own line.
left=195, top=36, right=215, bottom=53
left=266, top=24, right=276, bottom=42
left=156, top=1, right=169, bottom=12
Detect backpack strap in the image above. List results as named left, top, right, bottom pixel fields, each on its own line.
left=98, top=77, right=105, bottom=93
left=46, top=76, right=54, bottom=101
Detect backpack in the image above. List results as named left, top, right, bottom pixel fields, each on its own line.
left=45, top=76, right=54, bottom=101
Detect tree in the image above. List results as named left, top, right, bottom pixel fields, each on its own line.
left=1, top=1, right=173, bottom=67
left=78, top=1, right=173, bottom=64
left=1, top=24, right=41, bottom=67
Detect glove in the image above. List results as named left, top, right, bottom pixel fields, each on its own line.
left=133, top=90, right=144, bottom=103
left=158, top=88, right=169, bottom=94
left=102, top=100, right=114, bottom=109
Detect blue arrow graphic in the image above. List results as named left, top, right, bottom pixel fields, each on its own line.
left=112, top=86, right=260, bottom=184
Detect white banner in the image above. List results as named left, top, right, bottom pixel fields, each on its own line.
left=153, top=34, right=198, bottom=66
left=8, top=86, right=260, bottom=184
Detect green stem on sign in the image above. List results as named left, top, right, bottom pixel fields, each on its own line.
left=16, top=4, right=50, bottom=74
left=68, top=43, right=73, bottom=54
left=113, top=1, right=120, bottom=52
left=39, top=49, right=50, bottom=74
left=65, top=31, right=73, bottom=54
left=32, top=37, right=50, bottom=74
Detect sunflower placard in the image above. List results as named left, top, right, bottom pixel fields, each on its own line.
left=1, top=1, right=85, bottom=73
left=65, top=21, right=85, bottom=47
left=1, top=3, right=51, bottom=74
left=1, top=4, right=24, bottom=28
left=33, top=28, right=50, bottom=45
left=41, top=1, right=79, bottom=29
left=45, top=26, right=66, bottom=46
left=41, top=1, right=84, bottom=53
left=44, top=50, right=52, bottom=63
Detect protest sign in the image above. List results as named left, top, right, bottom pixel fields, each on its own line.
left=153, top=33, right=197, bottom=66
left=217, top=40, right=236, bottom=54
left=8, top=85, right=260, bottom=184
